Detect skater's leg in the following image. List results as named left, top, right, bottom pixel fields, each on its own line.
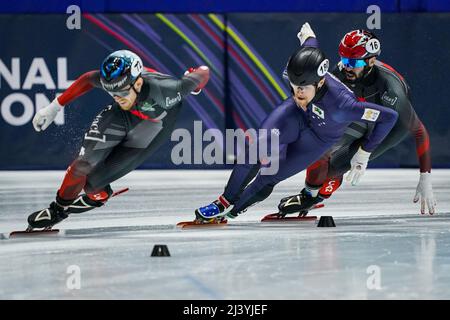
left=28, top=105, right=126, bottom=229
left=229, top=129, right=330, bottom=218
left=222, top=162, right=261, bottom=204
left=57, top=105, right=126, bottom=202
left=68, top=116, right=168, bottom=214
left=318, top=120, right=409, bottom=199
left=289, top=124, right=368, bottom=208
left=195, top=134, right=285, bottom=220
left=84, top=119, right=167, bottom=194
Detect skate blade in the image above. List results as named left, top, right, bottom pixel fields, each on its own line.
left=261, top=214, right=317, bottom=222
left=111, top=188, right=129, bottom=197
left=177, top=219, right=228, bottom=229
left=9, top=229, right=60, bottom=238
left=261, top=203, right=324, bottom=222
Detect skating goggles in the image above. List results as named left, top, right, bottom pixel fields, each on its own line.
left=107, top=85, right=133, bottom=98
left=340, top=57, right=367, bottom=68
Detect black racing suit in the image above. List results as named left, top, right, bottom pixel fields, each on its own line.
left=55, top=67, right=209, bottom=204
left=305, top=60, right=431, bottom=197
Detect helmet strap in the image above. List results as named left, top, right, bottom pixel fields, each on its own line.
left=361, top=64, right=374, bottom=80
left=131, top=76, right=141, bottom=96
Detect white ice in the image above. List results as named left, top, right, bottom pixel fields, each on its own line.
left=1, top=169, right=449, bottom=299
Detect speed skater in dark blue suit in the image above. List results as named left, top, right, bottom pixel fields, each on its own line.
left=193, top=25, right=399, bottom=222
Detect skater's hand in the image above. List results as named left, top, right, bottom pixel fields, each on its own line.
left=414, top=172, right=436, bottom=215
left=346, top=147, right=371, bottom=186
left=184, top=66, right=208, bottom=95
left=297, top=22, right=316, bottom=46
left=32, top=98, right=63, bottom=132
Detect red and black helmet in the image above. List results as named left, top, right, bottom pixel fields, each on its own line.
left=338, top=30, right=381, bottom=59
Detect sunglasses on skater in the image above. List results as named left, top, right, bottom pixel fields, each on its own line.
left=340, top=57, right=367, bottom=68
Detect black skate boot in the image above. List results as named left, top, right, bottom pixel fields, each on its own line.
left=278, top=188, right=323, bottom=217
left=27, top=201, right=69, bottom=230
left=67, top=194, right=106, bottom=214
left=67, top=185, right=115, bottom=214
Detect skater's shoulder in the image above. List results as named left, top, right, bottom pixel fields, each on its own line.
left=274, top=97, right=301, bottom=115
left=375, top=60, right=407, bottom=84
left=264, top=98, right=301, bottom=123
left=324, top=73, right=353, bottom=95
left=374, top=61, right=410, bottom=95
left=141, top=70, right=175, bottom=82
left=318, top=73, right=355, bottom=104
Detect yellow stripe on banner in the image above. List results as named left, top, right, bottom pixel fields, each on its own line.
left=208, top=14, right=287, bottom=100
left=155, top=13, right=216, bottom=72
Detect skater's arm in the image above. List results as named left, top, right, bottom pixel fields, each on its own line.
left=32, top=70, right=102, bottom=132
left=154, top=66, right=210, bottom=99
left=298, top=22, right=319, bottom=49
left=301, top=37, right=319, bottom=49
left=335, top=94, right=398, bottom=185
left=144, top=66, right=158, bottom=73
left=392, top=88, right=431, bottom=173
left=335, top=93, right=399, bottom=152
left=397, top=97, right=434, bottom=212
left=59, top=67, right=160, bottom=106
left=392, top=90, right=434, bottom=212
left=57, top=70, right=101, bottom=106
left=409, top=116, right=431, bottom=173
left=379, top=70, right=432, bottom=173
left=180, top=66, right=210, bottom=96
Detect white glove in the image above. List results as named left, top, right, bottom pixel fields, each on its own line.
left=346, top=147, right=371, bottom=186
left=413, top=172, right=436, bottom=215
left=32, top=98, right=63, bottom=132
left=297, top=22, right=316, bottom=46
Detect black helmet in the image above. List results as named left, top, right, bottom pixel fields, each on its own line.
left=286, top=47, right=329, bottom=86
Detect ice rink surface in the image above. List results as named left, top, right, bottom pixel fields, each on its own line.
left=1, top=169, right=449, bottom=299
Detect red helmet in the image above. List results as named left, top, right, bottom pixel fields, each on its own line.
left=338, top=30, right=381, bottom=59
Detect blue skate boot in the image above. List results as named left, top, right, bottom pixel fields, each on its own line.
left=195, top=195, right=231, bottom=223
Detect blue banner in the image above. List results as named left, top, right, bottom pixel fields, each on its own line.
left=1, top=13, right=449, bottom=169
left=2, top=0, right=450, bottom=13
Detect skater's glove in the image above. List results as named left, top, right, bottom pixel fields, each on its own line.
left=184, top=67, right=204, bottom=95
left=32, top=98, right=63, bottom=132
left=413, top=172, right=436, bottom=215
left=297, top=22, right=316, bottom=46
left=347, top=147, right=371, bottom=186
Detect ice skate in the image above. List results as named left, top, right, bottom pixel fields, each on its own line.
left=26, top=201, right=69, bottom=231
left=277, top=188, right=324, bottom=217
left=177, top=196, right=230, bottom=228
